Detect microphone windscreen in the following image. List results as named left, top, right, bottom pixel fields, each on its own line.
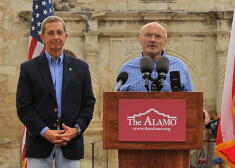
left=139, top=56, right=154, bottom=74
left=156, top=56, right=170, bottom=74
left=117, top=71, right=128, bottom=84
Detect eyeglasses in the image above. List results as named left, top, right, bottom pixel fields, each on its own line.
left=143, top=32, right=164, bottom=40
left=46, top=30, right=65, bottom=36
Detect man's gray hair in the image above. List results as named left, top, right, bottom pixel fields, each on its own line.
left=41, top=16, right=66, bottom=34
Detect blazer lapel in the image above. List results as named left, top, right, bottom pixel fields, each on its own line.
left=38, top=53, right=57, bottom=103
left=62, top=54, right=72, bottom=101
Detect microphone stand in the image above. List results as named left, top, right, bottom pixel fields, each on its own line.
left=151, top=72, right=166, bottom=92
left=143, top=72, right=154, bottom=92
left=151, top=77, right=162, bottom=91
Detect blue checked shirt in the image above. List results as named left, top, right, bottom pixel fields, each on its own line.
left=117, top=51, right=194, bottom=92
left=40, top=50, right=63, bottom=136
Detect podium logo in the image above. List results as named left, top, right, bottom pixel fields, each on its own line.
left=119, top=99, right=186, bottom=141
left=126, top=108, right=178, bottom=132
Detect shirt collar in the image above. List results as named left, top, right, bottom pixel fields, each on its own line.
left=45, top=50, right=64, bottom=64
left=139, top=50, right=166, bottom=60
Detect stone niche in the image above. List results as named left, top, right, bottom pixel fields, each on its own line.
left=2, top=6, right=233, bottom=167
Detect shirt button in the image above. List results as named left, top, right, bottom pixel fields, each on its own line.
left=54, top=108, right=58, bottom=112
left=56, top=119, right=61, bottom=125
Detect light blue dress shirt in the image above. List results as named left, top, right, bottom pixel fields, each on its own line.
left=117, top=51, right=194, bottom=92
left=40, top=50, right=63, bottom=136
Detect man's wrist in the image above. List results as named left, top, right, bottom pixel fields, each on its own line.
left=74, top=125, right=82, bottom=136
left=40, top=127, right=49, bottom=137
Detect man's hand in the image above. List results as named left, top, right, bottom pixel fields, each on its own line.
left=43, top=129, right=68, bottom=146
left=53, top=123, right=77, bottom=147
left=43, top=124, right=78, bottom=147
left=203, top=109, right=209, bottom=126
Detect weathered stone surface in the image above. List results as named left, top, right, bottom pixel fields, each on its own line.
left=0, top=0, right=235, bottom=167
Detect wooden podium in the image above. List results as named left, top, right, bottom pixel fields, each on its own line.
left=103, top=92, right=203, bottom=168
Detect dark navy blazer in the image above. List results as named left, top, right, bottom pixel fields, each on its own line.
left=16, top=52, right=96, bottom=159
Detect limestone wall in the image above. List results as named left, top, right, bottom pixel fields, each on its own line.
left=0, top=0, right=235, bottom=167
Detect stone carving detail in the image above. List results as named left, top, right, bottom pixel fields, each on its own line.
left=122, top=40, right=142, bottom=59
left=86, top=56, right=99, bottom=85
left=64, top=43, right=84, bottom=59
left=54, top=2, right=75, bottom=11
left=85, top=42, right=100, bottom=54
left=216, top=35, right=229, bottom=54
left=87, top=20, right=98, bottom=31
left=216, top=20, right=230, bottom=54
left=84, top=42, right=99, bottom=85
left=217, top=20, right=229, bottom=31
left=216, top=57, right=227, bottom=86
left=54, top=0, right=94, bottom=11
left=167, top=39, right=193, bottom=58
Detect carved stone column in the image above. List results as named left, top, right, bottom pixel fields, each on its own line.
left=84, top=19, right=101, bottom=128
left=215, top=19, right=230, bottom=115
left=82, top=19, right=106, bottom=168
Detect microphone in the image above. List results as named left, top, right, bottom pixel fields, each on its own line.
left=114, top=71, right=128, bottom=91
left=152, top=56, right=170, bottom=91
left=170, top=71, right=181, bottom=91
left=139, top=56, right=154, bottom=91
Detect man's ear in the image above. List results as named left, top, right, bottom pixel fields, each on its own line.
left=163, top=39, right=168, bottom=48
left=65, top=33, right=68, bottom=41
left=165, top=39, right=168, bottom=45
left=138, top=35, right=141, bottom=45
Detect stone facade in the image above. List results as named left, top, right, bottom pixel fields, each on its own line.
left=0, top=0, right=235, bottom=167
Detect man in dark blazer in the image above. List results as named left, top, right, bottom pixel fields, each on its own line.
left=16, top=16, right=96, bottom=168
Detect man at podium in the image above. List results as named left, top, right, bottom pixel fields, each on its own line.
left=108, top=22, right=209, bottom=168
left=103, top=22, right=209, bottom=168
left=116, top=22, right=194, bottom=92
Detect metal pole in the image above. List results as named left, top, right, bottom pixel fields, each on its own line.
left=106, top=149, right=108, bottom=168
left=92, top=143, right=94, bottom=168
left=90, top=139, right=102, bottom=168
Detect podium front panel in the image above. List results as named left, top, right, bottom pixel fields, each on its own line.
left=103, top=92, right=203, bottom=150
